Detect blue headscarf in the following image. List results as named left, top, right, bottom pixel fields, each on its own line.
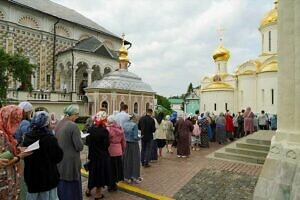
left=31, top=111, right=49, bottom=128
left=170, top=112, right=177, bottom=122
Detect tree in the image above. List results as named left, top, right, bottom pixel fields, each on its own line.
left=0, top=48, right=35, bottom=101
left=186, top=82, right=193, bottom=95
left=155, top=94, right=172, bottom=115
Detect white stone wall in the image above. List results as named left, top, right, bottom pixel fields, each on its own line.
left=237, top=74, right=257, bottom=112
left=200, top=90, right=234, bottom=114
left=256, top=72, right=277, bottom=114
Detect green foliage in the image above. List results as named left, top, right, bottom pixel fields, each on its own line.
left=186, top=82, right=194, bottom=96
left=155, top=94, right=171, bottom=110
left=0, top=48, right=35, bottom=100
left=155, top=94, right=172, bottom=116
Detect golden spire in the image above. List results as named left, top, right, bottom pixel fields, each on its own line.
left=118, top=33, right=129, bottom=62
left=212, top=28, right=230, bottom=62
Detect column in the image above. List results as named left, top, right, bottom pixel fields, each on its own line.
left=39, top=35, right=47, bottom=89
left=55, top=68, right=61, bottom=91
left=254, top=1, right=300, bottom=199
left=87, top=68, right=93, bottom=86
left=72, top=66, right=78, bottom=92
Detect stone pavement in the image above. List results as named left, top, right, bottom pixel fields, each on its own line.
left=81, top=140, right=262, bottom=199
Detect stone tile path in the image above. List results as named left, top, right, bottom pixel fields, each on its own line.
left=81, top=140, right=262, bottom=199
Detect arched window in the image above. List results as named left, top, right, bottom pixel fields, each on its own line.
left=146, top=103, right=150, bottom=110
left=120, top=102, right=125, bottom=111
left=214, top=103, right=217, bottom=111
left=134, top=102, right=138, bottom=114
left=104, top=67, right=111, bottom=75
left=101, top=101, right=108, bottom=111
left=262, top=89, right=265, bottom=105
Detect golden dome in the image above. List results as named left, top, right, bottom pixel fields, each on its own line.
left=201, top=82, right=233, bottom=92
left=259, top=0, right=278, bottom=29
left=118, top=33, right=129, bottom=62
left=258, top=61, right=278, bottom=73
left=213, top=44, right=230, bottom=62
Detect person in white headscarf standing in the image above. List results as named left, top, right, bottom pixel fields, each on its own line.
left=14, top=101, right=33, bottom=145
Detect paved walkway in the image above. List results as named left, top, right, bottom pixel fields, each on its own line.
left=81, top=140, right=262, bottom=199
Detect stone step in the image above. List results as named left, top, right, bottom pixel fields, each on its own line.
left=225, top=147, right=268, bottom=158
left=214, top=151, right=266, bottom=164
left=246, top=138, right=271, bottom=146
left=236, top=142, right=270, bottom=152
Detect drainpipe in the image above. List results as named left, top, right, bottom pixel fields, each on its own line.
left=52, top=18, right=60, bottom=91
left=71, top=48, right=74, bottom=101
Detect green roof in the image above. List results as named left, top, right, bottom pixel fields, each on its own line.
left=168, top=98, right=184, bottom=104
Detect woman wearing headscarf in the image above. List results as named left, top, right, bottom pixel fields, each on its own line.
left=225, top=112, right=234, bottom=141
left=175, top=114, right=194, bottom=157
left=49, top=113, right=59, bottom=134
left=163, top=115, right=174, bottom=153
left=23, top=111, right=63, bottom=200
left=123, top=114, right=143, bottom=184
left=243, top=107, right=254, bottom=135
left=106, top=114, right=126, bottom=191
left=55, top=105, right=83, bottom=200
left=0, top=105, right=32, bottom=199
left=216, top=113, right=226, bottom=144
left=199, top=113, right=210, bottom=148
left=85, top=111, right=111, bottom=199
left=14, top=101, right=33, bottom=145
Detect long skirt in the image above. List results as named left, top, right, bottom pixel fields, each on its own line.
left=150, top=140, right=158, bottom=161
left=177, top=133, right=191, bottom=156
left=123, top=142, right=140, bottom=179
left=26, top=187, right=58, bottom=200
left=110, top=156, right=124, bottom=187
left=216, top=127, right=226, bottom=144
left=88, top=156, right=111, bottom=189
left=57, top=179, right=82, bottom=200
left=200, top=131, right=209, bottom=148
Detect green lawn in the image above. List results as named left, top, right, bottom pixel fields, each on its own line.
left=77, top=123, right=85, bottom=131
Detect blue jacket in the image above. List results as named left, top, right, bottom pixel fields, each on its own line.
left=123, top=121, right=139, bottom=142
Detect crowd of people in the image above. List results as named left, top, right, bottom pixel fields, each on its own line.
left=0, top=101, right=277, bottom=200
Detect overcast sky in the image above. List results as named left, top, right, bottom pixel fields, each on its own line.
left=52, top=0, right=274, bottom=97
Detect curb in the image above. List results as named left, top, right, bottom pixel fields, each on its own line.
left=81, top=168, right=174, bottom=200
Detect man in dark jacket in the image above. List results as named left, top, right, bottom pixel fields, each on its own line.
left=138, top=109, right=156, bottom=167
left=23, top=111, right=63, bottom=198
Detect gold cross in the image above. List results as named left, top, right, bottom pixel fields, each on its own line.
left=217, top=27, right=225, bottom=42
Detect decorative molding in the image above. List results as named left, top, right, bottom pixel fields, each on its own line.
left=18, top=16, right=39, bottom=29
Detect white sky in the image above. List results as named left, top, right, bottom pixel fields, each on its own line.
left=52, top=0, right=274, bottom=97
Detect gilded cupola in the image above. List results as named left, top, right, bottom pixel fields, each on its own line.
left=118, top=33, right=129, bottom=62
left=212, top=42, right=230, bottom=62
left=259, top=0, right=278, bottom=30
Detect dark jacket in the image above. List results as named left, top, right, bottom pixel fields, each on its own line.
left=86, top=125, right=110, bottom=160
left=138, top=115, right=156, bottom=141
left=23, top=128, right=63, bottom=193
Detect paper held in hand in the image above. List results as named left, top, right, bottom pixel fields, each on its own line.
left=25, top=140, right=40, bottom=152
left=81, top=131, right=90, bottom=138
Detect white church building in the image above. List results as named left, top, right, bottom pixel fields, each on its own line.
left=200, top=0, right=278, bottom=115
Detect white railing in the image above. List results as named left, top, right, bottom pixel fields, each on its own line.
left=5, top=90, right=80, bottom=102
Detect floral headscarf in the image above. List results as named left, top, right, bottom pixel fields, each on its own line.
left=93, top=111, right=107, bottom=126
left=0, top=105, right=24, bottom=154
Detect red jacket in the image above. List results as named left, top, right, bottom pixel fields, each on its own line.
left=225, top=114, right=234, bottom=132
left=106, top=123, right=126, bottom=157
